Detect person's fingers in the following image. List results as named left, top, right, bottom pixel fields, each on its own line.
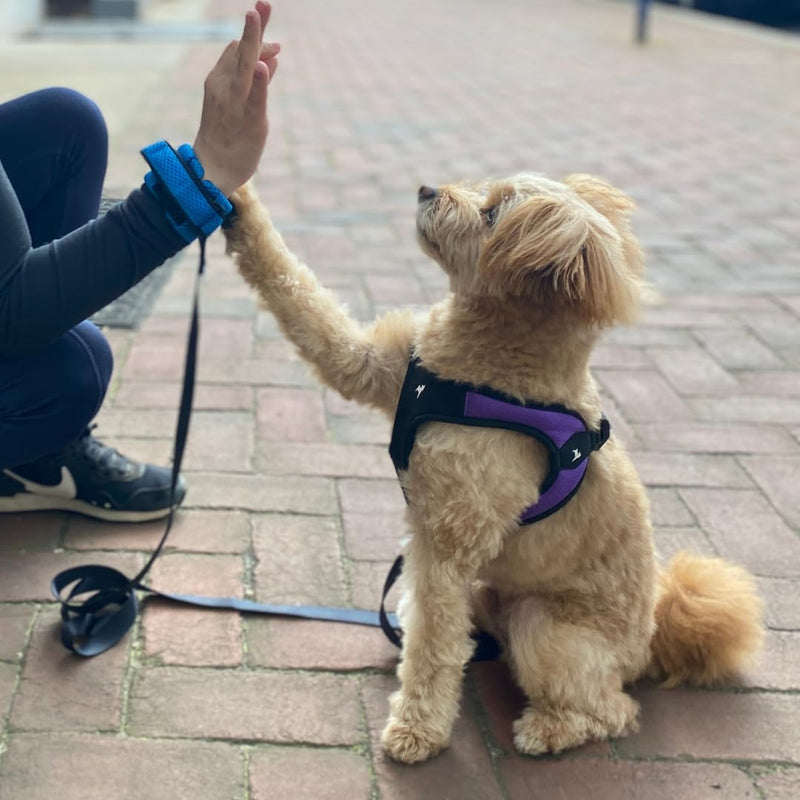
left=245, top=60, right=270, bottom=117
left=262, top=56, right=278, bottom=82
left=260, top=41, right=280, bottom=61
left=255, top=1, right=271, bottom=39
left=236, top=10, right=261, bottom=89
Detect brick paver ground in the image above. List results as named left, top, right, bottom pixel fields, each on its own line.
left=1, top=1, right=799, bottom=798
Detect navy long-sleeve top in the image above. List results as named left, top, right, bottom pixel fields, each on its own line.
left=0, top=157, right=187, bottom=358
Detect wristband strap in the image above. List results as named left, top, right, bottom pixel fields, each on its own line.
left=141, top=141, right=233, bottom=242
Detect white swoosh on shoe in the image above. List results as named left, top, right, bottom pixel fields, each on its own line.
left=3, top=467, right=78, bottom=500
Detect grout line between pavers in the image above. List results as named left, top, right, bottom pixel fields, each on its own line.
left=464, top=669, right=514, bottom=800
left=0, top=603, right=41, bottom=773
left=118, top=610, right=144, bottom=737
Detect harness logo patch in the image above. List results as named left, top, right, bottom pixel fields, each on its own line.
left=571, top=449, right=582, bottom=462
left=415, top=385, right=426, bottom=398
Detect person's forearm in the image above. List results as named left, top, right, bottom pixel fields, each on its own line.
left=0, top=162, right=186, bottom=358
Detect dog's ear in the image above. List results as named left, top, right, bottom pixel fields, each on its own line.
left=477, top=191, right=641, bottom=325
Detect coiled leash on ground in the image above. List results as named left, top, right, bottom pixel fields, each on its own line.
left=50, top=232, right=502, bottom=661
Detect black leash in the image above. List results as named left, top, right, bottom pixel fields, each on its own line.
left=51, top=238, right=500, bottom=661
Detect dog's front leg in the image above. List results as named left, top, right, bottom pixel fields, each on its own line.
left=225, top=182, right=414, bottom=414
left=381, top=531, right=478, bottom=763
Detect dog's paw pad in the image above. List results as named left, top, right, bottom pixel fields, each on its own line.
left=381, top=718, right=446, bottom=764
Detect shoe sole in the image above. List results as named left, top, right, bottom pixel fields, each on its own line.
left=0, top=493, right=178, bottom=523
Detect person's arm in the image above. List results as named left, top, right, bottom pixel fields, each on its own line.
left=0, top=1, right=278, bottom=359
left=0, top=162, right=187, bottom=357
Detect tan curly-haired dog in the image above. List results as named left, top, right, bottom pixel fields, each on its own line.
left=225, top=174, right=763, bottom=763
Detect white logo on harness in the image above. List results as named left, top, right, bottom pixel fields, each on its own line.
left=415, top=385, right=426, bottom=398
left=571, top=449, right=582, bottom=462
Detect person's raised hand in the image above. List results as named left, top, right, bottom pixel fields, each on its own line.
left=192, top=1, right=279, bottom=197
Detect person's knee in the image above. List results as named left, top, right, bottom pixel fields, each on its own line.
left=60, top=322, right=114, bottom=425
left=48, top=88, right=107, bottom=145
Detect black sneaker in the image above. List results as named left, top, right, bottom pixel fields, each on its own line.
left=0, top=427, right=187, bottom=522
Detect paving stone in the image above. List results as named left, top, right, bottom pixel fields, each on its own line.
left=350, top=559, right=400, bottom=612
left=595, top=370, right=693, bottom=423
left=0, top=604, right=34, bottom=661
left=690, top=396, right=800, bottom=425
left=257, top=387, right=327, bottom=443
left=143, top=603, right=243, bottom=667
left=589, top=345, right=651, bottom=369
left=63, top=509, right=251, bottom=554
left=0, top=512, right=65, bottom=552
left=259, top=442, right=395, bottom=478
left=618, top=689, right=800, bottom=762
left=636, top=423, right=798, bottom=454
left=147, top=552, right=244, bottom=597
left=648, top=345, right=739, bottom=395
left=737, top=371, right=800, bottom=397
left=338, top=478, right=406, bottom=515
left=653, top=526, right=718, bottom=561
left=743, top=631, right=800, bottom=691
left=740, top=455, right=800, bottom=528
left=130, top=667, right=362, bottom=744
left=183, top=411, right=254, bottom=471
left=756, top=577, right=800, bottom=630
left=647, top=488, right=695, bottom=527
left=252, top=514, right=347, bottom=606
left=342, top=510, right=407, bottom=561
left=11, top=608, right=129, bottom=733
left=753, top=767, right=800, bottom=800
left=250, top=747, right=372, bottom=800
left=113, top=380, right=253, bottom=411
left=694, top=329, right=784, bottom=370
left=181, top=472, right=338, bottom=515
left=361, top=673, right=505, bottom=800
left=631, top=452, right=752, bottom=489
left=247, top=617, right=397, bottom=670
left=500, top=758, right=757, bottom=800
left=0, top=734, right=244, bottom=800
left=680, top=488, right=800, bottom=577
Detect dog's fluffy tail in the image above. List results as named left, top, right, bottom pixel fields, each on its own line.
left=648, top=552, right=763, bottom=687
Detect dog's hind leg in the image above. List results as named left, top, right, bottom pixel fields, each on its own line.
left=505, top=597, right=640, bottom=755
left=225, top=182, right=414, bottom=414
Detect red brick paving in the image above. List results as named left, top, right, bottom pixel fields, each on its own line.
left=1, top=0, right=799, bottom=797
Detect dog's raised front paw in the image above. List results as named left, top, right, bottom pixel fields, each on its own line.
left=381, top=717, right=447, bottom=764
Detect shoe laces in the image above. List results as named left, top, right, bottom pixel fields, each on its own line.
left=68, top=425, right=139, bottom=480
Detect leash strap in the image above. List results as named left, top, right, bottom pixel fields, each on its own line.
left=50, top=237, right=498, bottom=662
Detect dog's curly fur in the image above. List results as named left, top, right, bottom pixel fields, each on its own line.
left=225, top=174, right=764, bottom=763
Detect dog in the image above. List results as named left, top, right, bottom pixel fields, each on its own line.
left=224, top=173, right=763, bottom=763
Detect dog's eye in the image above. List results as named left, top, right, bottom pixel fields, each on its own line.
left=482, top=206, right=498, bottom=226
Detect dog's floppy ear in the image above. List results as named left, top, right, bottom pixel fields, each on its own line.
left=477, top=192, right=641, bottom=325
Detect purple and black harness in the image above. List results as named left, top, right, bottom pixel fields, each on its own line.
left=389, top=357, right=610, bottom=523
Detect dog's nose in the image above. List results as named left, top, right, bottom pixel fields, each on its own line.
left=418, top=185, right=438, bottom=203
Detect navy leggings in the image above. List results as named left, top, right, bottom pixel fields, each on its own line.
left=0, top=88, right=113, bottom=469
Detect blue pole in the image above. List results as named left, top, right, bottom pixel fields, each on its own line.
left=636, top=0, right=652, bottom=44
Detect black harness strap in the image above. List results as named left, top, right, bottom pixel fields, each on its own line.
left=50, top=240, right=498, bottom=660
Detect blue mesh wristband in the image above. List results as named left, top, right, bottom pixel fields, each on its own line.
left=141, top=141, right=233, bottom=242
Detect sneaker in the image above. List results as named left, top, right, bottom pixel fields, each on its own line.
left=0, top=427, right=187, bottom=522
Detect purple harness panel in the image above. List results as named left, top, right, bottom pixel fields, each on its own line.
left=464, top=392, right=590, bottom=522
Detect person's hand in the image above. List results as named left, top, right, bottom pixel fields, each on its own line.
left=192, top=1, right=279, bottom=197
